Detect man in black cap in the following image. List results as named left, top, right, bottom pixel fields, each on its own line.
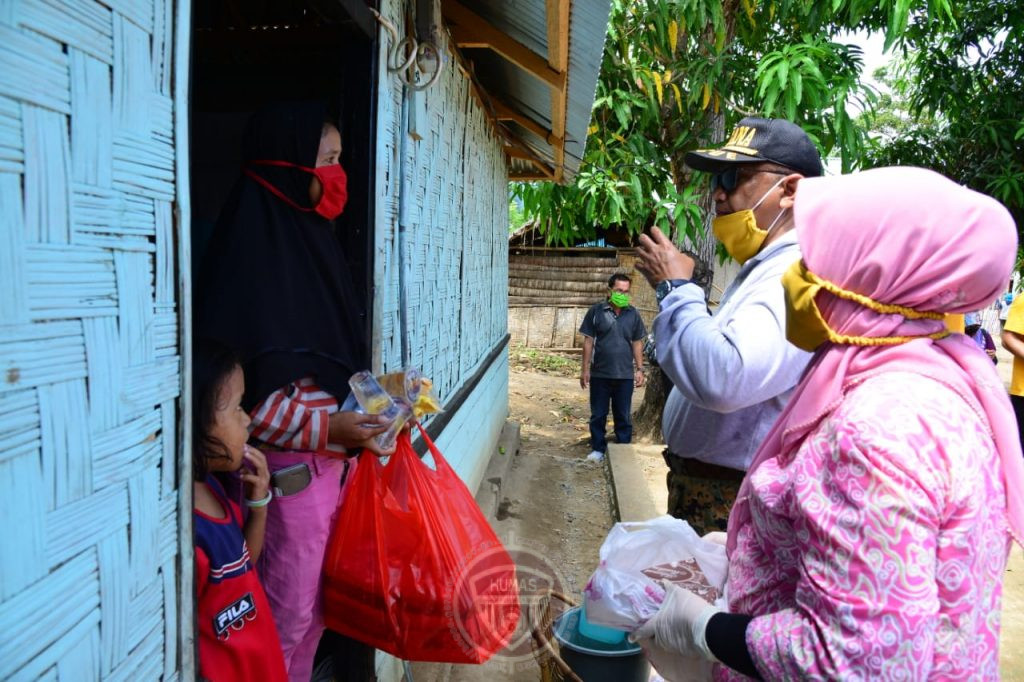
left=635, top=117, right=821, bottom=534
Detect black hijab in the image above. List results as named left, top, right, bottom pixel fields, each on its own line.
left=196, top=101, right=367, bottom=410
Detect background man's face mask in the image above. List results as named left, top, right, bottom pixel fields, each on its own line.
left=245, top=160, right=349, bottom=219
left=711, top=174, right=788, bottom=265
left=609, top=291, right=630, bottom=307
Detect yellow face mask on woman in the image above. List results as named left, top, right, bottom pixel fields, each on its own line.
left=711, top=176, right=788, bottom=265
left=781, top=259, right=949, bottom=352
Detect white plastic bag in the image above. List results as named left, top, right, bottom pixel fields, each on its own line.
left=583, top=515, right=728, bottom=631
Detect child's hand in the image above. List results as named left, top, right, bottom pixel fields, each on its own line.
left=241, top=445, right=271, bottom=506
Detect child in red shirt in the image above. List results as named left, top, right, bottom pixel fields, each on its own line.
left=193, top=339, right=287, bottom=681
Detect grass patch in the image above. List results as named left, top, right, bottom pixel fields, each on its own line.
left=511, top=346, right=581, bottom=377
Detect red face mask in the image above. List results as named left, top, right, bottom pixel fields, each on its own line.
left=245, top=160, right=349, bottom=219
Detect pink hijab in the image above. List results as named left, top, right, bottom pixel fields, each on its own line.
left=727, top=166, right=1024, bottom=553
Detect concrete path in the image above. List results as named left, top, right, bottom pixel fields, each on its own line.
left=608, top=337, right=1024, bottom=678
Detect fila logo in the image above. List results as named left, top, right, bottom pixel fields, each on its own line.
left=214, top=592, right=257, bottom=639
left=725, top=126, right=756, bottom=148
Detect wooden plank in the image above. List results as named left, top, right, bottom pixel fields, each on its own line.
left=503, top=144, right=555, bottom=178
left=510, top=294, right=601, bottom=306
left=509, top=265, right=613, bottom=282
left=546, top=0, right=570, bottom=181
left=442, top=0, right=565, bottom=91
left=511, top=278, right=606, bottom=294
left=509, top=172, right=553, bottom=181
left=172, top=0, right=194, bottom=661
left=493, top=97, right=557, bottom=144
left=511, top=254, right=617, bottom=267
left=514, top=245, right=627, bottom=255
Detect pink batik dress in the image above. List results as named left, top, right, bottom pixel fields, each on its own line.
left=721, top=371, right=1010, bottom=680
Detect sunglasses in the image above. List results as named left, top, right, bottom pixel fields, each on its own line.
left=710, top=167, right=789, bottom=193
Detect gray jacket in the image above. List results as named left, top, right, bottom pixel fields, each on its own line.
left=655, top=231, right=812, bottom=471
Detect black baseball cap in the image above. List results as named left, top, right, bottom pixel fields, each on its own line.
left=684, top=117, right=823, bottom=178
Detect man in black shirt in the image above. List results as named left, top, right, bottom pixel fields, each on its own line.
left=579, top=273, right=647, bottom=462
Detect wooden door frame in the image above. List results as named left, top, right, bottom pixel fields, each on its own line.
left=172, top=0, right=195, bottom=675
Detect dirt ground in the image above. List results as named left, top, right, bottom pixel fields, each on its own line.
left=410, top=351, right=644, bottom=682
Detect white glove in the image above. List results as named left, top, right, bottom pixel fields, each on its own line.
left=702, top=531, right=727, bottom=547
left=631, top=583, right=722, bottom=661
left=635, top=638, right=711, bottom=682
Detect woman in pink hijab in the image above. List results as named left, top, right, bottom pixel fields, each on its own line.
left=632, top=167, right=1024, bottom=680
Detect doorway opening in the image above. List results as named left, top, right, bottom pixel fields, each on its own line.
left=189, top=0, right=378, bottom=326
left=187, top=0, right=379, bottom=675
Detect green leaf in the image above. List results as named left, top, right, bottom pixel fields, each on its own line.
left=791, top=69, right=803, bottom=104
left=777, top=59, right=790, bottom=90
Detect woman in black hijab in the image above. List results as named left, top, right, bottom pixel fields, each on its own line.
left=197, top=101, right=388, bottom=681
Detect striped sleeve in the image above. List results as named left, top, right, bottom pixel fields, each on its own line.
left=249, top=378, right=340, bottom=453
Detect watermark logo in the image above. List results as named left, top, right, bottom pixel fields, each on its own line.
left=444, top=536, right=574, bottom=674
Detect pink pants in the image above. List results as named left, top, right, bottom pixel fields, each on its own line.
left=257, top=451, right=356, bottom=682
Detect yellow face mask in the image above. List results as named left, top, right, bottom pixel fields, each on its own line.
left=781, top=259, right=950, bottom=352
left=712, top=175, right=787, bottom=265
left=712, top=210, right=768, bottom=265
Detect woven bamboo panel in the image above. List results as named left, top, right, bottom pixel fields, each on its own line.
left=508, top=248, right=660, bottom=349
left=373, top=0, right=508, bottom=409
left=0, top=1, right=182, bottom=679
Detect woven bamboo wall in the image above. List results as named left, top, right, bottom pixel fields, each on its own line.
left=369, top=9, right=509, bottom=677
left=508, top=248, right=658, bottom=349
left=0, top=1, right=183, bottom=679
left=372, top=1, right=508, bottom=412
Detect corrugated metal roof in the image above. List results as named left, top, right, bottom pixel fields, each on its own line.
left=455, top=0, right=611, bottom=182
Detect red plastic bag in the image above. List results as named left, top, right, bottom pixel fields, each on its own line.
left=322, top=424, right=520, bottom=663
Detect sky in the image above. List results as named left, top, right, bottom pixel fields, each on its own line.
left=823, top=30, right=893, bottom=173
left=846, top=30, right=892, bottom=88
